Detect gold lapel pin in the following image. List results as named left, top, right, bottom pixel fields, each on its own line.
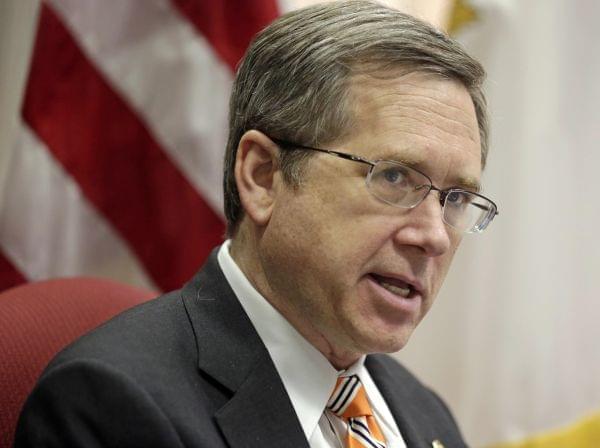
left=432, top=440, right=445, bottom=448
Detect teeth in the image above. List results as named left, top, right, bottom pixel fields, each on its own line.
left=379, top=280, right=411, bottom=298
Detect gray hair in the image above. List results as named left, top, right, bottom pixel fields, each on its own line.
left=224, top=0, right=488, bottom=235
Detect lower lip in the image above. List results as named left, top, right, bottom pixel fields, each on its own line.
left=365, top=275, right=422, bottom=315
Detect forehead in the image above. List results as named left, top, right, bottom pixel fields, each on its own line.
left=342, top=71, right=482, bottom=189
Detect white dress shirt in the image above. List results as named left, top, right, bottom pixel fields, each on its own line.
left=218, top=241, right=407, bottom=448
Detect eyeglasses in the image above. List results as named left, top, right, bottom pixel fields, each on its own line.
left=273, top=138, right=499, bottom=234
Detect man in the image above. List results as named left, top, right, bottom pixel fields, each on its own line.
left=16, top=1, right=497, bottom=447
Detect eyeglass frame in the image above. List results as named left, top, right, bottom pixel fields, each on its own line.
left=271, top=137, right=499, bottom=233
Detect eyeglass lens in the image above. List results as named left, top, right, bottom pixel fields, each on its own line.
left=367, top=161, right=495, bottom=233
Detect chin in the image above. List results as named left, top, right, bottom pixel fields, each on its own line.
left=355, top=326, right=415, bottom=355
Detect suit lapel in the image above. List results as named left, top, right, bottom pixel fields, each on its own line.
left=181, top=251, right=309, bottom=448
left=366, top=355, right=432, bottom=448
left=214, top=349, right=308, bottom=448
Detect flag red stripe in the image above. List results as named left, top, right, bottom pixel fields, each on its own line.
left=22, top=5, right=224, bottom=291
left=171, top=0, right=279, bottom=71
left=0, top=250, right=27, bottom=292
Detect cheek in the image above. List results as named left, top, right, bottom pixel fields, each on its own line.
left=266, top=177, right=400, bottom=292
left=262, top=190, right=339, bottom=285
left=428, top=241, right=460, bottom=298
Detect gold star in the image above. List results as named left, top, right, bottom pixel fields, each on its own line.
left=448, top=0, right=478, bottom=35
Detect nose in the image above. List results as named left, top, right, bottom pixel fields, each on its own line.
left=394, top=192, right=452, bottom=257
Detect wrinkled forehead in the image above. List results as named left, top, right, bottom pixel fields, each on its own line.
left=345, top=70, right=480, bottom=144
left=341, top=70, right=482, bottom=186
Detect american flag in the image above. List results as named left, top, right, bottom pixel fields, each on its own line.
left=0, top=0, right=281, bottom=293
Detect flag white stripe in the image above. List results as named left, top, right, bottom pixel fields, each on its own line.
left=0, top=124, right=156, bottom=290
left=48, top=0, right=233, bottom=215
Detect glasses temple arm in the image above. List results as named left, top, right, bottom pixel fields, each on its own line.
left=471, top=201, right=499, bottom=216
left=273, top=138, right=374, bottom=167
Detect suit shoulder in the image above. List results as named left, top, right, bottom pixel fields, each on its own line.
left=46, top=289, right=195, bottom=376
left=16, top=356, right=186, bottom=447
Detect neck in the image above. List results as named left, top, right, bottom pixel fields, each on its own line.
left=229, top=231, right=361, bottom=370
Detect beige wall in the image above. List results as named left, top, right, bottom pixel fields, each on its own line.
left=287, top=0, right=453, bottom=29
left=0, top=0, right=40, bottom=181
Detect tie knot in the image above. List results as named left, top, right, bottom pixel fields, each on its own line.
left=327, top=375, right=373, bottom=419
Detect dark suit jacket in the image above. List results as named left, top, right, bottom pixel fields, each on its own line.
left=15, top=251, right=467, bottom=447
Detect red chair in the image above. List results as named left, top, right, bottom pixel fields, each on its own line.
left=0, top=277, right=156, bottom=447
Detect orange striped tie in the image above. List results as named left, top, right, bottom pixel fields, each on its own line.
left=327, top=375, right=387, bottom=448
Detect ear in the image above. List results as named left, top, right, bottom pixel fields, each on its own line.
left=234, top=130, right=281, bottom=227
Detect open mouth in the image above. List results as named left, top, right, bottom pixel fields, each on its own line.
left=369, top=273, right=415, bottom=299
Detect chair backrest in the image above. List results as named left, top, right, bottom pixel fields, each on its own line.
left=0, top=277, right=156, bottom=447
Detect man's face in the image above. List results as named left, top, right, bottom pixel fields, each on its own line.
left=258, top=71, right=482, bottom=367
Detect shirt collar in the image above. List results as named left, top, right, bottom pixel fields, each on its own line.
left=218, top=240, right=343, bottom=440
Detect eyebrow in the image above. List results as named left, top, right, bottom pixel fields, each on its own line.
left=454, top=177, right=481, bottom=192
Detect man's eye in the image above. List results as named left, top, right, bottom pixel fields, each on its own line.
left=382, top=167, right=407, bottom=184
left=446, top=191, right=470, bottom=206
